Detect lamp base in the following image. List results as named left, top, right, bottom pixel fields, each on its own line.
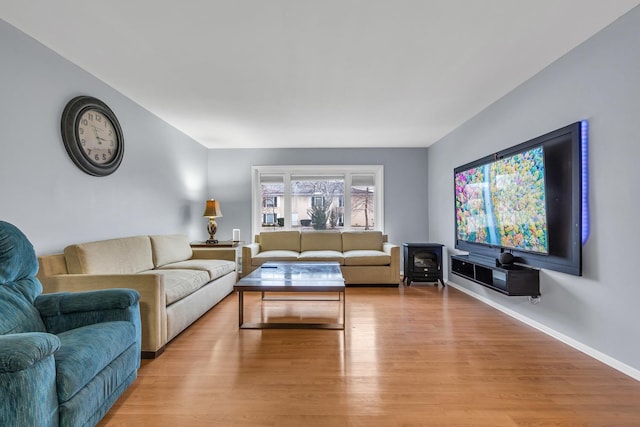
left=206, top=217, right=218, bottom=245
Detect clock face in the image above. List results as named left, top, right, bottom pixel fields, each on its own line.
left=61, top=96, right=124, bottom=176
left=77, top=109, right=119, bottom=165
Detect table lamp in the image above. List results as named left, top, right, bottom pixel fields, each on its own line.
left=203, top=199, right=223, bottom=243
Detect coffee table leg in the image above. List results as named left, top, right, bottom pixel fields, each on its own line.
left=342, top=290, right=346, bottom=329
left=238, top=290, right=244, bottom=327
left=237, top=288, right=346, bottom=330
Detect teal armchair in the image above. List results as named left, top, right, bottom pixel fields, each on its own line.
left=0, top=221, right=141, bottom=427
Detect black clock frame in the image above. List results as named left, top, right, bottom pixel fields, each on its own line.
left=61, top=95, right=124, bottom=176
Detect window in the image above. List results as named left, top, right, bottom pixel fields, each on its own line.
left=252, top=165, right=383, bottom=234
left=351, top=174, right=376, bottom=230
left=263, top=213, right=277, bottom=224
left=263, top=196, right=278, bottom=208
left=260, top=175, right=284, bottom=227
left=311, top=196, right=324, bottom=208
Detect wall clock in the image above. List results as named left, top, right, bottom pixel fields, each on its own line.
left=61, top=96, right=124, bottom=176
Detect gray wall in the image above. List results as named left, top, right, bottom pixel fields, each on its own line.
left=207, top=148, right=429, bottom=245
left=427, top=7, right=640, bottom=375
left=0, top=19, right=208, bottom=254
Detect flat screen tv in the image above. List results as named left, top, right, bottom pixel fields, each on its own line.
left=454, top=121, right=587, bottom=276
left=455, top=146, right=548, bottom=254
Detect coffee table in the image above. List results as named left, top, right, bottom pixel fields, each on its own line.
left=234, top=261, right=346, bottom=330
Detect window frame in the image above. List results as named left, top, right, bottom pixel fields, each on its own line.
left=251, top=165, right=384, bottom=236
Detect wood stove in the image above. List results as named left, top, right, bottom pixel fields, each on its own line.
left=402, top=243, right=444, bottom=286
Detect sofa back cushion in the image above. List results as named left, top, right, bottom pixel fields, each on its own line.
left=64, top=236, right=154, bottom=274
left=150, top=234, right=193, bottom=267
left=259, top=231, right=300, bottom=252
left=301, top=232, right=342, bottom=252
left=342, top=231, right=383, bottom=251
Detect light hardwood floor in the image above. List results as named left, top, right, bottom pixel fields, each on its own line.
left=100, top=285, right=640, bottom=426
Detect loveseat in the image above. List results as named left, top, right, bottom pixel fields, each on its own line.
left=38, top=234, right=236, bottom=358
left=242, top=231, right=400, bottom=285
left=0, top=221, right=141, bottom=427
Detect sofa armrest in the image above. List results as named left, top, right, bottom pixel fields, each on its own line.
left=382, top=242, right=398, bottom=254
left=38, top=273, right=166, bottom=355
left=0, top=334, right=60, bottom=427
left=242, top=243, right=260, bottom=275
left=383, top=243, right=401, bottom=282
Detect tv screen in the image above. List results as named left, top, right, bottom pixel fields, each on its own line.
left=453, top=121, right=586, bottom=276
left=455, top=146, right=548, bottom=254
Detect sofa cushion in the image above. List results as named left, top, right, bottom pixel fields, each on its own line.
left=259, top=231, right=300, bottom=252
left=150, top=235, right=193, bottom=267
left=300, top=232, right=342, bottom=251
left=138, top=270, right=210, bottom=305
left=55, top=321, right=137, bottom=402
left=64, top=236, right=154, bottom=274
left=252, top=250, right=300, bottom=266
left=343, top=250, right=390, bottom=266
left=298, top=250, right=345, bottom=264
left=158, top=259, right=236, bottom=281
left=342, top=231, right=383, bottom=251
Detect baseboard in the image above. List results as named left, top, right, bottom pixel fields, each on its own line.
left=446, top=280, right=640, bottom=382
left=346, top=283, right=398, bottom=287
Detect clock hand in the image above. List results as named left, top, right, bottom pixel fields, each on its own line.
left=90, top=125, right=104, bottom=144
left=91, top=126, right=110, bottom=144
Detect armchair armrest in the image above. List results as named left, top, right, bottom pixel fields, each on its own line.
left=38, top=273, right=166, bottom=355
left=0, top=333, right=60, bottom=427
left=0, top=333, right=60, bottom=373
left=36, top=288, right=139, bottom=315
left=35, top=288, right=140, bottom=335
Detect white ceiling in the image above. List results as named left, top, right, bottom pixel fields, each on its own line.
left=2, top=1, right=639, bottom=149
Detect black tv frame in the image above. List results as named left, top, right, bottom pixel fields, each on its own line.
left=454, top=121, right=585, bottom=276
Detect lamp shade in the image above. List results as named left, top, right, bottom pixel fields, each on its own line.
left=203, top=199, right=223, bottom=218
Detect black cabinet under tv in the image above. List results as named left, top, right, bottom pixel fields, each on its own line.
left=450, top=254, right=540, bottom=297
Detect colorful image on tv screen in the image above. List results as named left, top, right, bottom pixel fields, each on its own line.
left=455, top=146, right=549, bottom=254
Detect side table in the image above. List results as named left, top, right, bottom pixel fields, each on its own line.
left=402, top=243, right=444, bottom=286
left=191, top=241, right=244, bottom=277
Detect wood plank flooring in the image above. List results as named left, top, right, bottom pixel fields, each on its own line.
left=99, top=285, right=640, bottom=426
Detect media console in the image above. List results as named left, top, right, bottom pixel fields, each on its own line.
left=450, top=254, right=540, bottom=297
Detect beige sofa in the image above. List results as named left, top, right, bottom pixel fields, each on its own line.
left=242, top=231, right=400, bottom=285
left=37, top=234, right=236, bottom=358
